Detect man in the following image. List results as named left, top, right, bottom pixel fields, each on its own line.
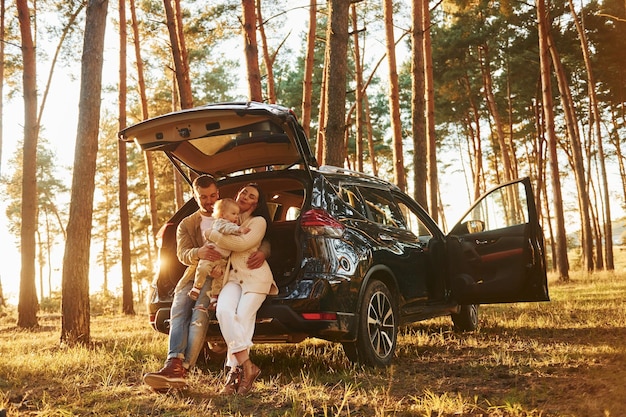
left=143, top=175, right=267, bottom=390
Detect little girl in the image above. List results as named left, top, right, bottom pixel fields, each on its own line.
left=189, top=198, right=250, bottom=309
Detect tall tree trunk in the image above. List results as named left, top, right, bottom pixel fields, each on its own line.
left=353, top=31, right=408, bottom=176
left=351, top=4, right=364, bottom=172
left=130, top=0, right=158, bottom=246
left=16, top=0, right=39, bottom=328
left=0, top=280, right=5, bottom=308
left=344, top=113, right=352, bottom=169
left=568, top=0, right=614, bottom=270
left=316, top=52, right=327, bottom=164
left=242, top=0, right=262, bottom=102
left=543, top=179, right=557, bottom=272
left=462, top=73, right=483, bottom=199
left=533, top=91, right=545, bottom=226
left=169, top=68, right=184, bottom=206
left=0, top=0, right=6, bottom=176
left=61, top=0, right=109, bottom=345
left=534, top=95, right=552, bottom=270
left=163, top=0, right=192, bottom=109
left=383, top=0, right=406, bottom=191
left=537, top=0, right=569, bottom=282
left=411, top=0, right=427, bottom=206
left=36, top=228, right=43, bottom=301
left=256, top=0, right=275, bottom=103
left=45, top=213, right=52, bottom=298
left=174, top=170, right=184, bottom=210
left=321, top=0, right=349, bottom=167
left=479, top=44, right=514, bottom=183
left=364, top=93, right=378, bottom=176
left=301, top=0, right=316, bottom=137
left=609, top=109, right=626, bottom=209
left=546, top=30, right=594, bottom=271
left=423, top=0, right=437, bottom=221
left=118, top=0, right=134, bottom=314
left=505, top=63, right=519, bottom=178
left=101, top=204, right=110, bottom=292
left=588, top=176, right=604, bottom=269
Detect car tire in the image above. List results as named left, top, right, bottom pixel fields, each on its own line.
left=451, top=304, right=479, bottom=332
left=343, top=279, right=398, bottom=367
left=341, top=341, right=359, bottom=364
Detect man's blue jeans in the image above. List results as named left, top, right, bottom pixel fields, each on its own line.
left=167, top=278, right=212, bottom=369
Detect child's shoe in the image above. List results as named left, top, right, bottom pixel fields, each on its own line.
left=188, top=287, right=201, bottom=300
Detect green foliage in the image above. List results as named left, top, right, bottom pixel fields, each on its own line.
left=27, top=291, right=136, bottom=316
left=1, top=138, right=68, bottom=239
left=90, top=290, right=122, bottom=315
left=427, top=0, right=620, bottom=193
left=582, top=0, right=626, bottom=104
left=39, top=292, right=62, bottom=313
left=0, top=138, right=69, bottom=298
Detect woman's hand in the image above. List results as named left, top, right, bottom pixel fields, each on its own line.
left=198, top=244, right=222, bottom=261
left=210, top=264, right=225, bottom=279
left=247, top=250, right=266, bottom=269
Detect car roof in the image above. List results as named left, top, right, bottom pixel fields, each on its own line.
left=315, top=166, right=401, bottom=190
left=118, top=102, right=317, bottom=177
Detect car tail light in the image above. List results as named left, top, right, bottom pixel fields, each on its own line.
left=149, top=313, right=157, bottom=331
left=300, top=209, right=345, bottom=237
left=301, top=312, right=337, bottom=321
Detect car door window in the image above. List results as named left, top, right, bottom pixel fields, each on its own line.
left=395, top=200, right=433, bottom=243
left=458, top=181, right=529, bottom=233
left=358, top=187, right=406, bottom=228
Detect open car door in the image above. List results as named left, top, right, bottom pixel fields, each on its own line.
left=448, top=177, right=549, bottom=304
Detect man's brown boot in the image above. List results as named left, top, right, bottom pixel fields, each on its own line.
left=236, top=359, right=261, bottom=395
left=143, top=358, right=188, bottom=391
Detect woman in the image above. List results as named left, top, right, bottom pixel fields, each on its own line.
left=206, top=183, right=278, bottom=395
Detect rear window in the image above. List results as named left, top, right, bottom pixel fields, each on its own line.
left=189, top=121, right=289, bottom=158
left=337, top=184, right=367, bottom=218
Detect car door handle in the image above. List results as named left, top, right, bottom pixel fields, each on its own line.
left=379, top=233, right=394, bottom=242
left=475, top=239, right=496, bottom=245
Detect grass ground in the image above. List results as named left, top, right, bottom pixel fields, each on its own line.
left=1, top=269, right=625, bottom=416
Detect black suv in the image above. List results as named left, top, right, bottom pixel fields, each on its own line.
left=119, top=102, right=549, bottom=367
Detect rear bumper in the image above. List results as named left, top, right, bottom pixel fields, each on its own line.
left=149, top=303, right=356, bottom=344
left=148, top=276, right=358, bottom=344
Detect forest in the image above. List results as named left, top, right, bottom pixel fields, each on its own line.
left=0, top=0, right=624, bottom=344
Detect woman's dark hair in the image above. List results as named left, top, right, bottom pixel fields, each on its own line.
left=245, top=183, right=272, bottom=235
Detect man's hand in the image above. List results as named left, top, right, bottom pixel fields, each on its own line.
left=198, top=244, right=221, bottom=261
left=247, top=250, right=266, bottom=269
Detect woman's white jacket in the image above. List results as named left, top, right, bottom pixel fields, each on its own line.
left=207, top=214, right=278, bottom=296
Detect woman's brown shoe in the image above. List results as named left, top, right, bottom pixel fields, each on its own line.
left=219, top=367, right=240, bottom=395
left=236, top=359, right=261, bottom=395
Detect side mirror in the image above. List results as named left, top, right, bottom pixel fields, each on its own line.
left=465, top=219, right=485, bottom=233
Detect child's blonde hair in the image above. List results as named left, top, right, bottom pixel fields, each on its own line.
left=214, top=198, right=239, bottom=218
